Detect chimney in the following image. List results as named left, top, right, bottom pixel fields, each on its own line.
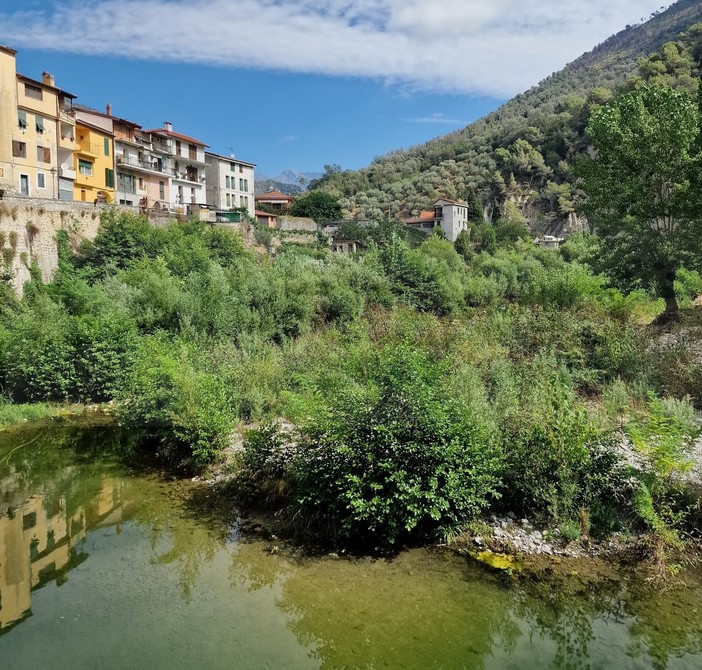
left=164, top=121, right=172, bottom=132
left=42, top=71, right=55, bottom=87
left=106, top=103, right=112, bottom=117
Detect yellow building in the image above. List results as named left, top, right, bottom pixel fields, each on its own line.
left=73, top=108, right=115, bottom=203
left=0, top=45, right=77, bottom=199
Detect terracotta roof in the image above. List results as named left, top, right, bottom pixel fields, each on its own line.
left=255, top=190, right=295, bottom=201
left=144, top=128, right=209, bottom=147
left=256, top=210, right=277, bottom=217
left=404, top=210, right=435, bottom=225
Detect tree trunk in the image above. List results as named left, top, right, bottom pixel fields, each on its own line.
left=653, top=269, right=679, bottom=327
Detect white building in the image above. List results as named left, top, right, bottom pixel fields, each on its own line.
left=143, top=122, right=207, bottom=213
left=204, top=151, right=255, bottom=217
left=404, top=198, right=469, bottom=242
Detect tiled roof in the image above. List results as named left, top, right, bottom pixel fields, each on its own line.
left=404, top=210, right=435, bottom=224
left=255, top=190, right=295, bottom=201
left=256, top=209, right=277, bottom=217
left=144, top=128, right=209, bottom=147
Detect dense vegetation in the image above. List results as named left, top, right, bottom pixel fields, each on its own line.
left=3, top=4, right=702, bottom=561
left=1, top=210, right=700, bottom=559
left=308, top=1, right=702, bottom=235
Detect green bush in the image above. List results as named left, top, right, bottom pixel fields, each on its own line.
left=118, top=337, right=236, bottom=467
left=286, top=345, right=501, bottom=547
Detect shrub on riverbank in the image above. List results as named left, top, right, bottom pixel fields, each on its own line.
left=1, top=211, right=700, bottom=551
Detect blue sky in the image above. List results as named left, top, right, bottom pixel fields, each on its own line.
left=0, top=0, right=667, bottom=176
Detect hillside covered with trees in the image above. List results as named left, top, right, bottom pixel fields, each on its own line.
left=312, top=0, right=702, bottom=235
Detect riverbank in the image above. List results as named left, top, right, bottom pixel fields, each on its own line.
left=0, top=401, right=116, bottom=431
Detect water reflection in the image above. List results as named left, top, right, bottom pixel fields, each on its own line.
left=1, top=421, right=701, bottom=669
left=0, top=443, right=127, bottom=634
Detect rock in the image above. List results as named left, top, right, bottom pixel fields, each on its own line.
left=473, top=536, right=484, bottom=546
left=507, top=511, right=517, bottom=520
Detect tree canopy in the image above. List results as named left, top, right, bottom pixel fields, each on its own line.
left=579, top=83, right=702, bottom=316
left=290, top=190, right=342, bottom=223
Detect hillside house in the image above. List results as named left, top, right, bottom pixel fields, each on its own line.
left=404, top=199, right=469, bottom=242
left=255, top=189, right=295, bottom=212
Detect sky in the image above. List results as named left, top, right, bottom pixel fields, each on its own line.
left=0, top=0, right=669, bottom=177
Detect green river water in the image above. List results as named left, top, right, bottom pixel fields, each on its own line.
left=0, top=420, right=701, bottom=669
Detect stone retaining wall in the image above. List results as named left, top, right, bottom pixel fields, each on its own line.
left=0, top=197, right=138, bottom=293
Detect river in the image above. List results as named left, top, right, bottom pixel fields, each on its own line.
left=0, top=420, right=701, bottom=669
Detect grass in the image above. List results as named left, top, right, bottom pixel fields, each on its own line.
left=0, top=400, right=88, bottom=428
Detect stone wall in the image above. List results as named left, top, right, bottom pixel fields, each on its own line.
left=277, top=216, right=318, bottom=232
left=0, top=197, right=139, bottom=294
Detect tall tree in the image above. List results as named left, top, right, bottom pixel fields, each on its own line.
left=579, top=84, right=702, bottom=319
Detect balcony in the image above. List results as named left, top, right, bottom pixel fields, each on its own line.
left=77, top=143, right=103, bottom=157
left=151, top=139, right=171, bottom=154
left=59, top=109, right=75, bottom=124
left=59, top=165, right=76, bottom=180
left=172, top=171, right=205, bottom=184
left=116, top=155, right=168, bottom=175
left=59, top=134, right=76, bottom=150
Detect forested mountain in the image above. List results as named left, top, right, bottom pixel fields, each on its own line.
left=316, top=0, right=702, bottom=235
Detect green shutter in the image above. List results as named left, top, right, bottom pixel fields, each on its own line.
left=35, top=115, right=44, bottom=132
left=105, top=168, right=114, bottom=188
left=18, top=110, right=27, bottom=128
left=104, top=138, right=110, bottom=156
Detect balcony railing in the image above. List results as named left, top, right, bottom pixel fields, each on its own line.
left=77, top=143, right=103, bottom=156
left=116, top=155, right=168, bottom=173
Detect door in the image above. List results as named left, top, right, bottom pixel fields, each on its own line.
left=20, top=174, right=29, bottom=196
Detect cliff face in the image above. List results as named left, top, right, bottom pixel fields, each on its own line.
left=317, top=0, right=702, bottom=235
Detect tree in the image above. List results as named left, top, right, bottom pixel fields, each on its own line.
left=579, top=84, right=702, bottom=319
left=289, top=190, right=342, bottom=223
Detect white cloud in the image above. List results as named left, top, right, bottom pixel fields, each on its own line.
left=0, top=0, right=668, bottom=96
left=406, top=113, right=465, bottom=125
left=282, top=135, right=299, bottom=143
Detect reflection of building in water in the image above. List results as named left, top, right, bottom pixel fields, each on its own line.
left=0, top=473, right=126, bottom=634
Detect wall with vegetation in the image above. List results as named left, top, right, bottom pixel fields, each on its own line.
left=0, top=198, right=113, bottom=292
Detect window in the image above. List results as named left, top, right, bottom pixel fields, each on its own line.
left=79, top=159, right=93, bottom=176
left=37, top=172, right=46, bottom=189
left=239, top=178, right=244, bottom=190
left=175, top=140, right=181, bottom=155
left=239, top=165, right=243, bottom=173
left=18, top=110, right=27, bottom=129
left=226, top=193, right=231, bottom=207
left=117, top=173, right=135, bottom=193
left=106, top=168, right=115, bottom=188
left=230, top=162, right=236, bottom=172
left=242, top=196, right=248, bottom=209
left=35, top=115, right=44, bottom=133
left=104, top=138, right=110, bottom=156
left=244, top=179, right=248, bottom=191
left=225, top=175, right=230, bottom=188
left=159, top=181, right=165, bottom=199
left=12, top=141, right=26, bottom=158
left=138, top=177, right=144, bottom=190
left=24, top=83, right=42, bottom=100
left=36, top=146, right=51, bottom=163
